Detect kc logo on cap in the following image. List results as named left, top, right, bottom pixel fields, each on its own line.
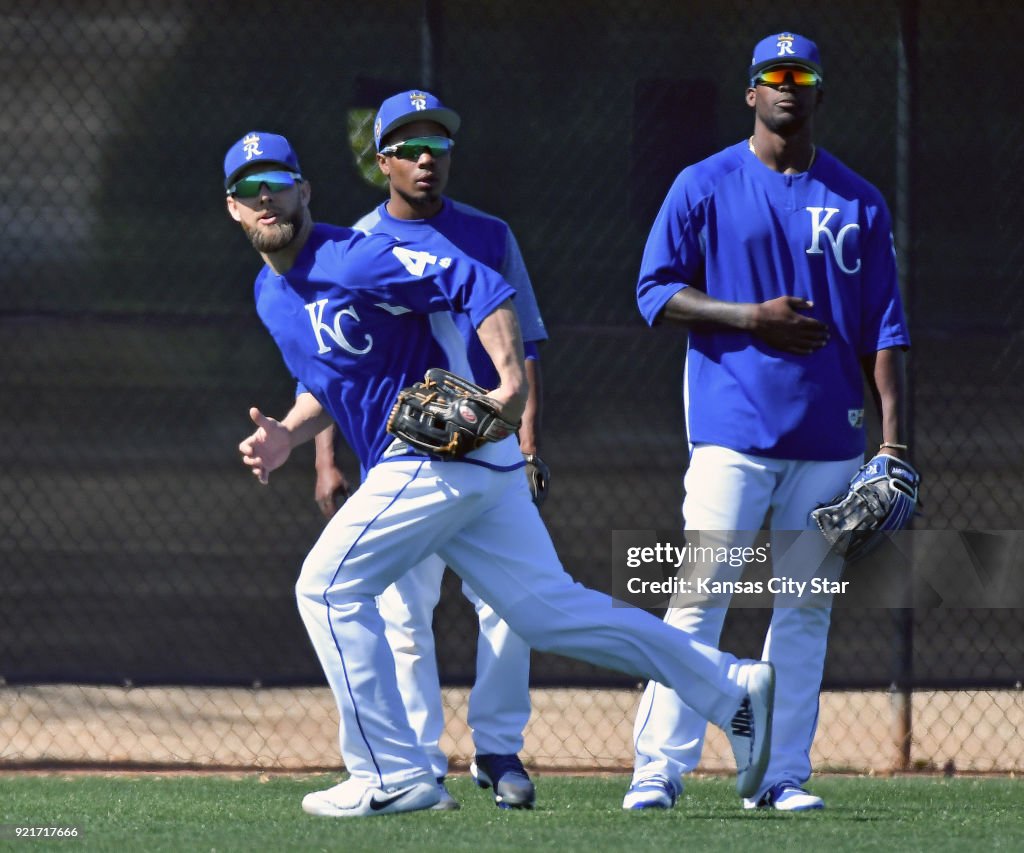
left=749, top=31, right=823, bottom=81
left=373, top=89, right=462, bottom=150
left=774, top=33, right=797, bottom=58
left=242, top=133, right=264, bottom=161
left=223, top=130, right=302, bottom=189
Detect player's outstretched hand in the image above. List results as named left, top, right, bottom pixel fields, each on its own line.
left=751, top=296, right=830, bottom=355
left=238, top=407, right=292, bottom=485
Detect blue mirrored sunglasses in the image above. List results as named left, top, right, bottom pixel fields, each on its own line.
left=379, top=136, right=454, bottom=160
left=226, top=170, right=303, bottom=198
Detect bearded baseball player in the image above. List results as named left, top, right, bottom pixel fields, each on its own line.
left=623, top=32, right=910, bottom=812
left=312, top=90, right=547, bottom=810
left=225, top=130, right=776, bottom=818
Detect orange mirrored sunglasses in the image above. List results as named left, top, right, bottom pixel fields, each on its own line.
left=753, top=67, right=821, bottom=87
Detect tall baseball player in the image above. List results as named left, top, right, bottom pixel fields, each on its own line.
left=312, top=90, right=547, bottom=810
left=623, top=32, right=910, bottom=812
left=225, top=130, right=776, bottom=818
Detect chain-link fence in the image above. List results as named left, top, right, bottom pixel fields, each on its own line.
left=1, top=0, right=1022, bottom=773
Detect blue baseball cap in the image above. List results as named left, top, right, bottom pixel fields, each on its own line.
left=749, top=32, right=823, bottom=82
left=373, top=90, right=461, bottom=151
left=223, top=131, right=302, bottom=189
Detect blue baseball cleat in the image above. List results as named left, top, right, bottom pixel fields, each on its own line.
left=431, top=776, right=461, bottom=811
left=471, top=753, right=536, bottom=809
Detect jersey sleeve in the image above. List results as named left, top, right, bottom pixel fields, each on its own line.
left=500, top=229, right=548, bottom=343
left=636, top=170, right=706, bottom=326
left=859, top=200, right=910, bottom=354
left=341, top=232, right=515, bottom=327
left=351, top=205, right=382, bottom=234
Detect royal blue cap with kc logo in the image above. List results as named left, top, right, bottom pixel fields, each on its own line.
left=223, top=131, right=302, bottom=189
left=749, top=32, right=823, bottom=81
left=373, top=90, right=461, bottom=151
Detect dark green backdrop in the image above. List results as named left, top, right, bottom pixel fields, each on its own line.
left=2, top=0, right=1021, bottom=689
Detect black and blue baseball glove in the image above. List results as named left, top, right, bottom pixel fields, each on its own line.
left=810, top=454, right=920, bottom=561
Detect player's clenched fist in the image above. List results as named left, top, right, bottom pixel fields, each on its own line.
left=238, top=407, right=292, bottom=485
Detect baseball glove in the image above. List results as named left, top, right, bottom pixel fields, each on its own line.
left=386, top=368, right=521, bottom=460
left=810, top=453, right=920, bottom=561
left=523, top=453, right=551, bottom=507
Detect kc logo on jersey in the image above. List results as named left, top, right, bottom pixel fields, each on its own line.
left=305, top=299, right=373, bottom=355
left=242, top=133, right=263, bottom=161
left=806, top=207, right=861, bottom=274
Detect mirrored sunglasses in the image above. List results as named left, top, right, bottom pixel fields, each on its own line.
left=227, top=170, right=303, bottom=198
left=754, top=67, right=821, bottom=87
left=379, top=136, right=454, bottom=160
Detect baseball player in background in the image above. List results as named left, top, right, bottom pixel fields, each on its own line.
left=311, top=90, right=547, bottom=810
left=225, top=130, right=776, bottom=818
left=623, top=32, right=910, bottom=812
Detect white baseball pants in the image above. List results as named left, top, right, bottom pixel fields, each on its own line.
left=295, top=438, right=748, bottom=788
left=631, top=443, right=861, bottom=800
left=378, top=553, right=532, bottom=778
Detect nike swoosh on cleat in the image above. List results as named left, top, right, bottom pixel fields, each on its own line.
left=731, top=697, right=754, bottom=737
left=369, top=788, right=414, bottom=811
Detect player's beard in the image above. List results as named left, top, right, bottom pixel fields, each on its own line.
left=243, top=208, right=304, bottom=253
left=393, top=182, right=442, bottom=215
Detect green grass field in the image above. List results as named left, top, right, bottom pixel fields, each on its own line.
left=0, top=773, right=1020, bottom=852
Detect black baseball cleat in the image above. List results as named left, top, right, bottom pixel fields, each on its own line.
left=470, top=753, right=536, bottom=809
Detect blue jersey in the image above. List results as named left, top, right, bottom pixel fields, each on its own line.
left=255, top=223, right=515, bottom=470
left=354, top=198, right=547, bottom=389
left=637, top=141, right=909, bottom=461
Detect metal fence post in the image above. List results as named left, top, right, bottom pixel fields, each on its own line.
left=422, top=0, right=443, bottom=91
left=892, top=0, right=919, bottom=773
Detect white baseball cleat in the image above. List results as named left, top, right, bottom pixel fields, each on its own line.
left=726, top=661, right=775, bottom=799
left=622, top=774, right=679, bottom=810
left=301, top=774, right=440, bottom=817
left=744, top=782, right=824, bottom=811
